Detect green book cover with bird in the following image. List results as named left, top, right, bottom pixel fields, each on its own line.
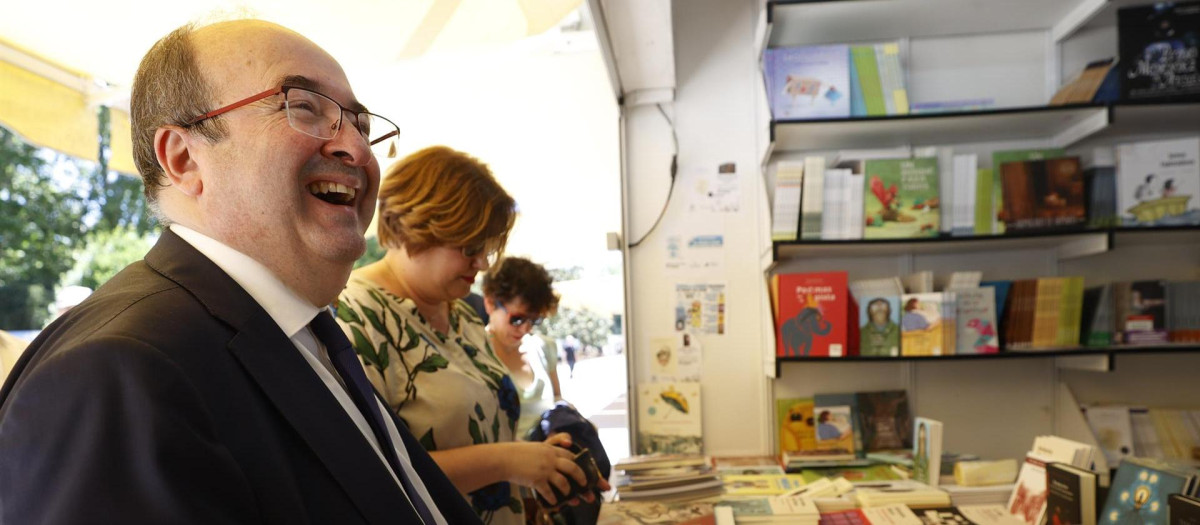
left=863, top=158, right=940, bottom=239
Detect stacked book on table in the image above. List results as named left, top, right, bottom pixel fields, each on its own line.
left=613, top=454, right=723, bottom=502
left=854, top=480, right=952, bottom=508
left=715, top=493, right=820, bottom=524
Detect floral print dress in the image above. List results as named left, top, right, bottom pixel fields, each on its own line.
left=337, top=277, right=523, bottom=525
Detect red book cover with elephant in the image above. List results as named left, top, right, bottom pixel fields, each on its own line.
left=774, top=271, right=855, bottom=357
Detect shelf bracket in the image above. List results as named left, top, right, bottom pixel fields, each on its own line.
left=1052, top=0, right=1107, bottom=43
left=1056, top=353, right=1112, bottom=372
left=1052, top=108, right=1109, bottom=148
left=1056, top=232, right=1109, bottom=260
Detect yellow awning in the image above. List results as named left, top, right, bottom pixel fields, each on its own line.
left=0, top=58, right=98, bottom=163
left=108, top=109, right=136, bottom=176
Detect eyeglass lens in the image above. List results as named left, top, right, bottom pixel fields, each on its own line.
left=284, top=88, right=398, bottom=152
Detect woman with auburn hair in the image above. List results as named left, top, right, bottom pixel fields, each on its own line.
left=481, top=256, right=564, bottom=439
left=335, top=146, right=602, bottom=525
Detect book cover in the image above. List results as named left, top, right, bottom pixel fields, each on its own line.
left=815, top=405, right=858, bottom=458
left=992, top=149, right=1067, bottom=234
left=1000, top=157, right=1087, bottom=231
left=767, top=44, right=852, bottom=120
left=956, top=287, right=1000, bottom=354
left=864, top=158, right=941, bottom=239
left=816, top=392, right=865, bottom=456
left=803, top=156, right=827, bottom=240
left=982, top=280, right=1014, bottom=330
left=1046, top=462, right=1098, bottom=525
left=917, top=507, right=974, bottom=525
left=1085, top=165, right=1120, bottom=228
left=1169, top=494, right=1200, bottom=525
left=1084, top=406, right=1135, bottom=467
left=902, top=292, right=950, bottom=356
left=857, top=390, right=913, bottom=451
left=1009, top=455, right=1051, bottom=525
left=720, top=473, right=808, bottom=496
left=636, top=382, right=703, bottom=455
left=1118, top=280, right=1169, bottom=344
left=597, top=500, right=716, bottom=525
left=1167, top=281, right=1200, bottom=342
left=852, top=278, right=903, bottom=357
left=976, top=168, right=996, bottom=234
left=778, top=397, right=817, bottom=454
left=1115, top=137, right=1200, bottom=226
left=1100, top=457, right=1198, bottom=525
left=715, top=495, right=820, bottom=521
left=1118, top=3, right=1200, bottom=102
left=852, top=44, right=887, bottom=116
left=875, top=42, right=910, bottom=115
left=913, top=418, right=945, bottom=488
left=1081, top=285, right=1115, bottom=347
left=775, top=271, right=850, bottom=357
left=712, top=455, right=784, bottom=475
left=772, top=161, right=805, bottom=241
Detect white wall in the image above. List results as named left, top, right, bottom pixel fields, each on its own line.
left=623, top=0, right=771, bottom=456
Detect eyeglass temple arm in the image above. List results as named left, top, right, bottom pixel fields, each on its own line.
left=187, top=87, right=283, bottom=125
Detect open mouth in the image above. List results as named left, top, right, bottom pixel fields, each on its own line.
left=308, top=181, right=356, bottom=206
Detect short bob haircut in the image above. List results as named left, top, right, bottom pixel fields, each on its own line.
left=377, top=146, right=516, bottom=256
left=482, top=257, right=560, bottom=316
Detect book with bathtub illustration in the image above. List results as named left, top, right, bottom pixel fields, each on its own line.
left=765, top=44, right=851, bottom=120
left=1115, top=137, right=1200, bottom=227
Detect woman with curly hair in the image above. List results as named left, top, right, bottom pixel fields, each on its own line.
left=335, top=146, right=593, bottom=524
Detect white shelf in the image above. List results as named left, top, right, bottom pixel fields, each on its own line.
left=1089, top=103, right=1200, bottom=143
left=773, top=230, right=1109, bottom=261
left=771, top=105, right=1109, bottom=153
left=767, top=0, right=1084, bottom=48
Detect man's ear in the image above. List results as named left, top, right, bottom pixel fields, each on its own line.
left=154, top=126, right=203, bottom=197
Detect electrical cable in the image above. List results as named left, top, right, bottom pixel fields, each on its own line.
left=628, top=104, right=679, bottom=249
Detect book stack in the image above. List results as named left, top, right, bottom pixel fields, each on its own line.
left=1007, top=436, right=1096, bottom=525
left=854, top=480, right=952, bottom=508
left=720, top=473, right=807, bottom=497
left=613, top=454, right=724, bottom=502
left=943, top=484, right=1018, bottom=507
left=597, top=500, right=717, bottom=525
left=715, top=494, right=820, bottom=524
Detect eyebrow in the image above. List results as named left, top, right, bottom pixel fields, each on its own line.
left=278, top=74, right=369, bottom=113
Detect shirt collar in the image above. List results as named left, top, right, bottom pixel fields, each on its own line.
left=171, top=225, right=320, bottom=338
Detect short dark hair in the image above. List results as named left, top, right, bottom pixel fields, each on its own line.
left=482, top=257, right=559, bottom=315
left=130, top=23, right=227, bottom=203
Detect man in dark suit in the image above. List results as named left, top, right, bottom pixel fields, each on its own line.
left=0, top=20, right=480, bottom=524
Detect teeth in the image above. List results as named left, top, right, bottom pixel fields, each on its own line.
left=307, top=181, right=357, bottom=204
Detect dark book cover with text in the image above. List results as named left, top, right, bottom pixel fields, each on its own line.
left=1119, top=2, right=1200, bottom=101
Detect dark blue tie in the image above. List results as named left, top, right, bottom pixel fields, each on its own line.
left=310, top=310, right=438, bottom=525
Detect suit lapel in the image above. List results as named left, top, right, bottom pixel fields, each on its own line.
left=145, top=230, right=420, bottom=524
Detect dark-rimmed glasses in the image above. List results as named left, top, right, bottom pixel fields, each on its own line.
left=186, top=85, right=401, bottom=157
left=461, top=243, right=500, bottom=268
left=496, top=302, right=543, bottom=328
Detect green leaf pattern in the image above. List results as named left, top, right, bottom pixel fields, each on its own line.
left=336, top=278, right=523, bottom=525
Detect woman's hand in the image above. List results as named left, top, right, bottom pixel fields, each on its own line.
left=502, top=433, right=594, bottom=507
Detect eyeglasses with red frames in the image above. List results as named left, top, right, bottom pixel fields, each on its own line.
left=186, top=85, right=401, bottom=157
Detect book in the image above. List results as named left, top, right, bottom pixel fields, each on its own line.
left=715, top=495, right=820, bottom=524
left=857, top=391, right=913, bottom=451
left=822, top=504, right=925, bottom=525
left=815, top=392, right=865, bottom=456
left=772, top=161, right=805, bottom=241
left=959, top=504, right=1030, bottom=525
left=992, top=149, right=1066, bottom=234
left=1081, top=285, right=1115, bottom=347
left=712, top=456, right=785, bottom=475
left=956, top=287, right=1000, bottom=355
left=875, top=42, right=910, bottom=115
left=913, top=418, right=945, bottom=488
left=779, top=397, right=817, bottom=454
left=852, top=44, right=887, bottom=116
left=976, top=168, right=996, bottom=234
left=1166, top=281, right=1200, bottom=342
left=802, top=156, right=827, bottom=240
left=952, top=154, right=980, bottom=236
left=719, top=473, right=807, bottom=496
left=1100, top=457, right=1199, bottom=525
left=1050, top=58, right=1117, bottom=105
left=598, top=500, right=717, bottom=524
left=1085, top=162, right=1120, bottom=228
left=901, top=292, right=955, bottom=356
left=999, top=157, right=1087, bottom=232
left=1118, top=3, right=1200, bottom=102
left=1115, top=137, right=1200, bottom=226
left=1083, top=405, right=1135, bottom=467
left=1008, top=455, right=1052, bottom=525
left=1115, top=280, right=1169, bottom=344
left=855, top=481, right=954, bottom=509
left=775, top=272, right=851, bottom=357
left=1046, top=462, right=1098, bottom=525
left=915, top=507, right=975, bottom=525
left=1169, top=494, right=1200, bottom=525
left=766, top=44, right=852, bottom=120
left=864, top=158, right=941, bottom=239
left=636, top=382, right=703, bottom=455
left=851, top=278, right=904, bottom=357
left=814, top=405, right=858, bottom=459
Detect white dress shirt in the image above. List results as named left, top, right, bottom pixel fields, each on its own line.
left=172, top=225, right=447, bottom=525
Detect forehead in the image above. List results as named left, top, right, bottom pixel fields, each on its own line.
left=193, top=21, right=359, bottom=108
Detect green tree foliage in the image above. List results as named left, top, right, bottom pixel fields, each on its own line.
left=538, top=306, right=611, bottom=351
left=72, top=226, right=156, bottom=290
